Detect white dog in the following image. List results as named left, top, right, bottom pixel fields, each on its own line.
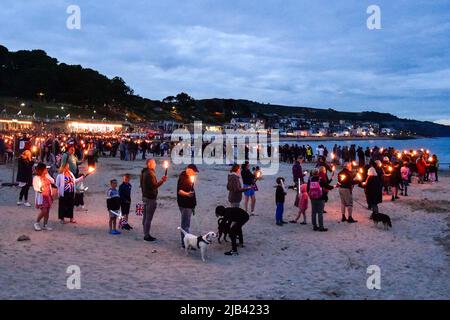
left=178, top=227, right=216, bottom=262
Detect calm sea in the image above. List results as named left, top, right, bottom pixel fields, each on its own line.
left=282, top=137, right=450, bottom=165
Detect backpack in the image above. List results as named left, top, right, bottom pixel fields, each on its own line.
left=308, top=180, right=323, bottom=200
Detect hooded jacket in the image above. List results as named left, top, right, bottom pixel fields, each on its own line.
left=365, top=175, right=383, bottom=205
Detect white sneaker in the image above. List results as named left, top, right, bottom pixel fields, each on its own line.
left=42, top=225, right=53, bottom=231
left=34, top=223, right=42, bottom=231
left=17, top=201, right=23, bottom=206
left=24, top=202, right=32, bottom=207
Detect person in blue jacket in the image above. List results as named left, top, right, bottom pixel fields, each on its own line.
left=119, top=174, right=133, bottom=230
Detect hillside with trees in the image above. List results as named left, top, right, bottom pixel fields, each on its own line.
left=1, top=45, right=449, bottom=136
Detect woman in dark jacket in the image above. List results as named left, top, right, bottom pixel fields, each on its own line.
left=364, top=167, right=383, bottom=218
left=17, top=150, right=35, bottom=207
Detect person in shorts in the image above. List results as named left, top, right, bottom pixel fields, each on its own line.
left=241, top=162, right=257, bottom=215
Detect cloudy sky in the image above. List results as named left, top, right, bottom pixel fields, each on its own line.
left=1, top=0, right=449, bottom=123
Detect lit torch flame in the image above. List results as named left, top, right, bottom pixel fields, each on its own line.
left=163, top=160, right=169, bottom=176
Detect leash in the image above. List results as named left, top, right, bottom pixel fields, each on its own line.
left=354, top=198, right=368, bottom=209
left=352, top=188, right=369, bottom=210
left=192, top=208, right=205, bottom=234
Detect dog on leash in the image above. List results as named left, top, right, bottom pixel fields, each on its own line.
left=178, top=227, right=216, bottom=262
left=371, top=213, right=392, bottom=230
left=217, top=217, right=231, bottom=243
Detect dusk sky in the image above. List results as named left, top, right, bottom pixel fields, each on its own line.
left=1, top=0, right=449, bottom=124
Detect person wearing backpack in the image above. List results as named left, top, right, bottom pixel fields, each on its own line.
left=307, top=168, right=334, bottom=232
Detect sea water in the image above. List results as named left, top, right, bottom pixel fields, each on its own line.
left=282, top=137, right=450, bottom=166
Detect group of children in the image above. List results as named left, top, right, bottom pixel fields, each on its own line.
left=106, top=174, right=133, bottom=235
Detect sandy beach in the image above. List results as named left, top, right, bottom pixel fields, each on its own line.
left=0, top=157, right=449, bottom=300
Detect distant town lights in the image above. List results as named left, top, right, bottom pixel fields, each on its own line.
left=0, top=119, right=33, bottom=125
left=67, top=121, right=122, bottom=133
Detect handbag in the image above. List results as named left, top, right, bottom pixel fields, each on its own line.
left=294, top=193, right=299, bottom=207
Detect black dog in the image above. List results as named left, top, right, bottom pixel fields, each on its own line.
left=371, top=213, right=392, bottom=230
left=217, top=217, right=231, bottom=243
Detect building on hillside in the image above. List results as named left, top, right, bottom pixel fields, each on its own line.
left=230, top=117, right=266, bottom=130
left=160, top=120, right=186, bottom=132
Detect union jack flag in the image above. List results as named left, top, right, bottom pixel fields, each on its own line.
left=135, top=203, right=144, bottom=216
left=119, top=217, right=127, bottom=228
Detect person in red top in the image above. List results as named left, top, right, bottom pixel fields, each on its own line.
left=33, top=163, right=56, bottom=231
left=416, top=156, right=427, bottom=184
left=290, top=183, right=308, bottom=225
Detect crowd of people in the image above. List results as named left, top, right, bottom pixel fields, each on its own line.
left=281, top=145, right=440, bottom=232
left=0, top=131, right=443, bottom=257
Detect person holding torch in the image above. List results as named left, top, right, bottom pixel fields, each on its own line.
left=336, top=162, right=359, bottom=223
left=140, top=159, right=168, bottom=242
left=56, top=163, right=85, bottom=224
left=241, top=162, right=257, bottom=215
left=176, top=164, right=199, bottom=248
